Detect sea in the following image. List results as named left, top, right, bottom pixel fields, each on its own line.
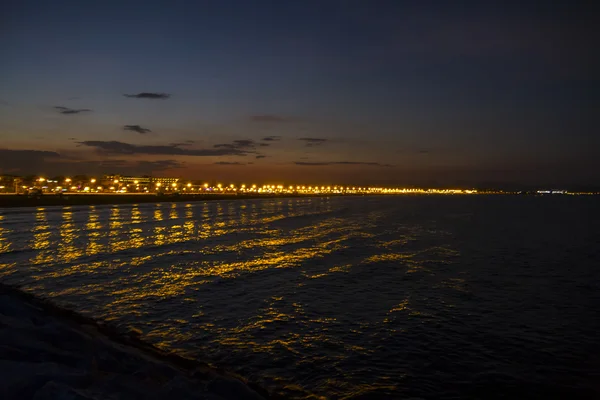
left=1, top=195, right=599, bottom=399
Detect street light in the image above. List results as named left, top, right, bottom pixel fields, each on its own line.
left=90, top=178, right=96, bottom=183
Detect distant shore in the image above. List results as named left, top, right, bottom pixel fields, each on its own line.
left=0, top=193, right=335, bottom=208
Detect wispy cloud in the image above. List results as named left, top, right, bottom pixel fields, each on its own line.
left=250, top=115, right=292, bottom=122
left=54, top=106, right=92, bottom=114
left=214, top=161, right=245, bottom=165
left=136, top=160, right=184, bottom=170
left=298, top=137, right=327, bottom=147
left=123, top=92, right=171, bottom=99
left=255, top=155, right=267, bottom=159
left=124, top=125, right=152, bottom=134
left=262, top=135, right=282, bottom=141
left=78, top=141, right=251, bottom=156
left=213, top=139, right=257, bottom=150
left=294, top=161, right=392, bottom=167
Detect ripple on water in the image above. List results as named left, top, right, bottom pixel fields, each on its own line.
left=1, top=196, right=600, bottom=399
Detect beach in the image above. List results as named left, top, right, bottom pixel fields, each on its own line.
left=0, top=283, right=277, bottom=400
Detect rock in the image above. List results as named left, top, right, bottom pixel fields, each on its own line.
left=33, top=381, right=91, bottom=400
left=207, top=377, right=266, bottom=400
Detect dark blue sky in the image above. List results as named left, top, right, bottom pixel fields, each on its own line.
left=1, top=0, right=597, bottom=187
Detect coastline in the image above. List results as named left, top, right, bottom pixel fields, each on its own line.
left=0, top=193, right=334, bottom=209
left=0, top=283, right=281, bottom=400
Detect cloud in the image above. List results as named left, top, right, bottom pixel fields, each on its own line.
left=258, top=143, right=270, bottom=147
left=298, top=137, right=328, bottom=147
left=0, top=149, right=61, bottom=159
left=262, top=136, right=282, bottom=141
left=250, top=115, right=292, bottom=122
left=54, top=106, right=92, bottom=114
left=214, top=161, right=245, bottom=165
left=0, top=148, right=185, bottom=175
left=78, top=141, right=252, bottom=157
left=294, top=161, right=392, bottom=167
left=0, top=149, right=62, bottom=173
left=124, top=125, right=152, bottom=134
left=255, top=155, right=267, bottom=159
left=135, top=160, right=184, bottom=170
left=123, top=92, right=171, bottom=99
left=169, top=140, right=196, bottom=147
left=213, top=139, right=257, bottom=150
left=418, top=149, right=430, bottom=154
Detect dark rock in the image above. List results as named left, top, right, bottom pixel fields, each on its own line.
left=208, top=377, right=266, bottom=400
left=33, top=381, right=92, bottom=400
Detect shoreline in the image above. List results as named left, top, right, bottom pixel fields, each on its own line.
left=0, top=193, right=337, bottom=209
left=0, top=283, right=282, bottom=399
left=0, top=192, right=534, bottom=209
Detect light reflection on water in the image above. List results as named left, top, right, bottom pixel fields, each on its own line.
left=1, top=196, right=599, bottom=399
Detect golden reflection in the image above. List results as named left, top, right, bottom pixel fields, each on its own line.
left=185, top=203, right=193, bottom=219
left=29, top=207, right=55, bottom=266
left=31, top=208, right=51, bottom=250
left=169, top=205, right=184, bottom=242
left=364, top=252, right=415, bottom=264
left=86, top=206, right=104, bottom=256
left=109, top=206, right=127, bottom=252
left=169, top=203, right=179, bottom=220
left=198, top=203, right=212, bottom=240
left=131, top=205, right=142, bottom=224
left=57, top=208, right=82, bottom=263
left=183, top=219, right=195, bottom=240
left=154, top=226, right=168, bottom=246
left=213, top=203, right=225, bottom=232
left=126, top=205, right=146, bottom=248
left=153, top=205, right=163, bottom=222
left=0, top=214, right=10, bottom=253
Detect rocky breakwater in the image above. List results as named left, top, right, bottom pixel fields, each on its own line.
left=0, top=283, right=275, bottom=400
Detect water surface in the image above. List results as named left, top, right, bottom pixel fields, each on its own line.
left=1, top=196, right=599, bottom=399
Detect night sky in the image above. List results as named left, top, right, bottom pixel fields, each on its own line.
left=1, top=0, right=597, bottom=187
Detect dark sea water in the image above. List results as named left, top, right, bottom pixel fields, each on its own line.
left=1, top=196, right=599, bottom=399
